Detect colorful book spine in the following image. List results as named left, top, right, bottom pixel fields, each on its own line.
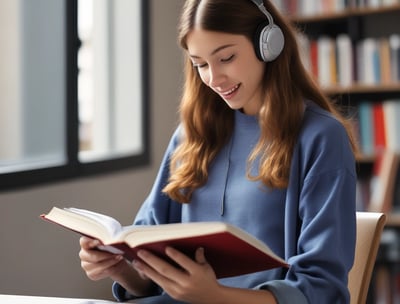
left=373, top=103, right=386, bottom=152
left=358, top=102, right=374, bottom=156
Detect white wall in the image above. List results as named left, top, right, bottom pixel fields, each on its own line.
left=0, top=0, right=184, bottom=300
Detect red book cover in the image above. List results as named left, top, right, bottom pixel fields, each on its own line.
left=119, top=232, right=287, bottom=279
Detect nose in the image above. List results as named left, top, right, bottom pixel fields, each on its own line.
left=206, top=65, right=225, bottom=88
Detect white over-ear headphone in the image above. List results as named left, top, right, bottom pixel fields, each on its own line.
left=250, top=0, right=284, bottom=62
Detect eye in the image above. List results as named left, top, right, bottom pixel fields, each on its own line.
left=220, top=54, right=234, bottom=63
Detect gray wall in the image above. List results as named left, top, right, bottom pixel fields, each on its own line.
left=0, top=0, right=184, bottom=300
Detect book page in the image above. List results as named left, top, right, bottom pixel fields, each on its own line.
left=66, top=208, right=123, bottom=237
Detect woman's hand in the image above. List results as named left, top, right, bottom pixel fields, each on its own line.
left=79, top=236, right=155, bottom=297
left=132, top=247, right=223, bottom=304
left=79, top=236, right=126, bottom=281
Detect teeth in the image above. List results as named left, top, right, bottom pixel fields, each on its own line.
left=222, top=84, right=239, bottom=95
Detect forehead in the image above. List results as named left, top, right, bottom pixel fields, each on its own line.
left=186, top=28, right=249, bottom=57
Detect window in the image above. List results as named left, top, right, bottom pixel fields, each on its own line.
left=0, top=0, right=149, bottom=190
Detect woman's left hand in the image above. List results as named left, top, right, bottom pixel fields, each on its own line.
left=132, top=246, right=222, bottom=303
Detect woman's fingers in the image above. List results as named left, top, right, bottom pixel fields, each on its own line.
left=133, top=249, right=185, bottom=283
left=79, top=236, right=99, bottom=249
left=81, top=255, right=124, bottom=280
left=78, top=235, right=124, bottom=280
left=133, top=247, right=218, bottom=302
left=165, top=246, right=207, bottom=274
left=79, top=236, right=120, bottom=262
left=194, top=247, right=207, bottom=265
left=134, top=247, right=209, bottom=282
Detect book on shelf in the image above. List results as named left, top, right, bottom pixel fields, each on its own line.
left=310, top=39, right=319, bottom=81
left=357, top=100, right=400, bottom=156
left=372, top=102, right=387, bottom=151
left=41, top=207, right=289, bottom=279
left=380, top=37, right=392, bottom=84
left=359, top=38, right=381, bottom=85
left=298, top=33, right=400, bottom=88
left=358, top=101, right=375, bottom=156
left=275, top=0, right=400, bottom=18
left=383, top=100, right=400, bottom=152
left=390, top=34, right=400, bottom=82
left=317, top=36, right=337, bottom=87
left=336, top=34, right=354, bottom=87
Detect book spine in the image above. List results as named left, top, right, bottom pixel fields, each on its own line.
left=310, top=39, right=319, bottom=81
left=358, top=101, right=375, bottom=156
left=317, top=36, right=334, bottom=87
left=372, top=102, right=386, bottom=153
left=379, top=38, right=392, bottom=84
left=336, top=34, right=353, bottom=87
left=390, top=35, right=400, bottom=82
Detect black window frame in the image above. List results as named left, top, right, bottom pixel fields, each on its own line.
left=0, top=0, right=150, bottom=191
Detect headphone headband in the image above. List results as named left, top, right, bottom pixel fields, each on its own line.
left=249, top=0, right=274, bottom=25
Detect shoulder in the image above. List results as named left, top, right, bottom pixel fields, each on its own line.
left=295, top=101, right=355, bottom=176
left=300, top=101, right=347, bottom=142
left=165, top=124, right=184, bottom=151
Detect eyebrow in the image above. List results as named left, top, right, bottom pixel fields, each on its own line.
left=189, top=44, right=235, bottom=59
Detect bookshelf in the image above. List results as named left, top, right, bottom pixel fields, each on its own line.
left=324, top=83, right=400, bottom=96
left=292, top=8, right=400, bottom=96
left=285, top=2, right=400, bottom=163
left=291, top=5, right=400, bottom=23
left=277, top=1, right=400, bottom=302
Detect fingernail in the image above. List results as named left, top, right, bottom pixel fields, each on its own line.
left=132, top=259, right=142, bottom=270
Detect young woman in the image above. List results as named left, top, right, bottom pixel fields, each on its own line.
left=79, top=1, right=357, bottom=303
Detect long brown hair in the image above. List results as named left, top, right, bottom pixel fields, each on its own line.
left=163, top=0, right=357, bottom=203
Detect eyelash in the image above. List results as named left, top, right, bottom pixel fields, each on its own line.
left=193, top=54, right=235, bottom=69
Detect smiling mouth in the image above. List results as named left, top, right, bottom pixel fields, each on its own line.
left=220, top=84, right=240, bottom=97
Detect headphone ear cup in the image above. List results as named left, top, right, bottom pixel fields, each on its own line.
left=253, top=21, right=268, bottom=61
left=253, top=21, right=284, bottom=62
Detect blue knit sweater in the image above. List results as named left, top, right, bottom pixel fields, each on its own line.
left=113, top=101, right=356, bottom=303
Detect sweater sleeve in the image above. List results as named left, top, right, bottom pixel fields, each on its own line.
left=265, top=107, right=357, bottom=304
left=257, top=166, right=356, bottom=304
left=112, top=281, right=164, bottom=302
left=112, top=281, right=137, bottom=302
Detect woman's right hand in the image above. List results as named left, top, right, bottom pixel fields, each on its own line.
left=79, top=236, right=126, bottom=281
left=79, top=236, right=155, bottom=297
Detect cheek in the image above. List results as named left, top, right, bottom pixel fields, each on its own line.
left=247, top=62, right=265, bottom=87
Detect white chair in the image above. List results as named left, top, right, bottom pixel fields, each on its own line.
left=348, top=212, right=387, bottom=304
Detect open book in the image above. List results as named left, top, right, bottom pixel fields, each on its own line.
left=41, top=207, right=288, bottom=278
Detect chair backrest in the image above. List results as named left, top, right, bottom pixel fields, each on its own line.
left=348, top=212, right=386, bottom=304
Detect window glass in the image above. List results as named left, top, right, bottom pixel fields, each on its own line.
left=0, top=0, right=66, bottom=174
left=78, top=0, right=144, bottom=162
left=0, top=0, right=148, bottom=188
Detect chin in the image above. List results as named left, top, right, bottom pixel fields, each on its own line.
left=224, top=101, right=243, bottom=111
